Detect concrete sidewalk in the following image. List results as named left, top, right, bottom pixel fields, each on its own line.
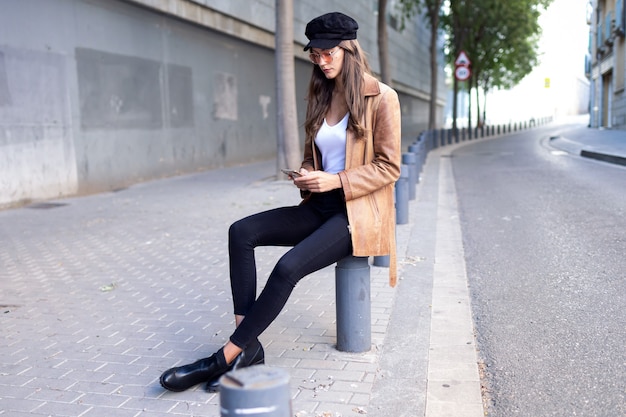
left=1, top=119, right=622, bottom=417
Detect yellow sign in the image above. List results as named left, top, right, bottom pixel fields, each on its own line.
left=544, top=78, right=550, bottom=88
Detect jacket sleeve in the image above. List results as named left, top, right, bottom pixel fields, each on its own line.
left=338, top=86, right=402, bottom=201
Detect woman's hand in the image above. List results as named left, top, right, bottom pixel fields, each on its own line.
left=293, top=169, right=342, bottom=193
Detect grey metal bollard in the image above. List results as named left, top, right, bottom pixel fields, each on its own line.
left=395, top=164, right=409, bottom=225
left=373, top=255, right=390, bottom=267
left=402, top=152, right=417, bottom=200
left=408, top=143, right=421, bottom=181
left=335, top=256, right=371, bottom=353
left=220, top=366, right=291, bottom=417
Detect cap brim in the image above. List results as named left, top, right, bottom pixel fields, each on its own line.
left=303, top=38, right=341, bottom=51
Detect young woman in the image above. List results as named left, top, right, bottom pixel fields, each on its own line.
left=160, top=11, right=401, bottom=392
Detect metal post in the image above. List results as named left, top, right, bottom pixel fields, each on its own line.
left=418, top=139, right=426, bottom=169
left=335, top=256, right=371, bottom=353
left=220, top=366, right=291, bottom=417
left=373, top=255, right=390, bottom=267
left=408, top=143, right=421, bottom=181
left=395, top=164, right=409, bottom=225
left=402, top=152, right=417, bottom=200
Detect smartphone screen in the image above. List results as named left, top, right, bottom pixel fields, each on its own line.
left=281, top=169, right=301, bottom=177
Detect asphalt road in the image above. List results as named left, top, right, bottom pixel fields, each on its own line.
left=450, top=124, right=626, bottom=417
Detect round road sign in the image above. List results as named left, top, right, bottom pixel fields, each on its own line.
left=455, top=65, right=471, bottom=81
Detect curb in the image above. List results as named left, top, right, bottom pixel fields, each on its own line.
left=580, top=149, right=626, bottom=166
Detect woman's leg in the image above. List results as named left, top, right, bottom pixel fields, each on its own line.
left=230, top=212, right=352, bottom=349
left=200, top=216, right=352, bottom=392
left=161, top=197, right=351, bottom=392
left=161, top=205, right=325, bottom=392
left=218, top=205, right=330, bottom=364
left=228, top=204, right=324, bottom=316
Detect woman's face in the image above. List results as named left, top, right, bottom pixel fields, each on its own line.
left=309, top=47, right=344, bottom=79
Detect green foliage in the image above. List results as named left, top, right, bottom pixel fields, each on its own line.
left=399, top=0, right=553, bottom=95
left=398, top=0, right=443, bottom=29
left=465, top=0, right=549, bottom=92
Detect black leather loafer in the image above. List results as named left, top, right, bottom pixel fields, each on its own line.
left=160, top=347, right=230, bottom=392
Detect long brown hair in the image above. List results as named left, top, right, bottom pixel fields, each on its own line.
left=304, top=39, right=372, bottom=141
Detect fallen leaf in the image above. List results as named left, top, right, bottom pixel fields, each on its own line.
left=99, top=283, right=117, bottom=292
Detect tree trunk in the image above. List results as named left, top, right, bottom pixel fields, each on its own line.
left=275, top=0, right=300, bottom=175
left=428, top=1, right=441, bottom=130
left=482, top=87, right=488, bottom=126
left=452, top=75, right=458, bottom=133
left=378, top=0, right=391, bottom=85
left=475, top=82, right=481, bottom=128
left=467, top=78, right=472, bottom=131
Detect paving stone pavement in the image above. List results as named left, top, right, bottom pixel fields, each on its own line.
left=1, top=155, right=445, bottom=417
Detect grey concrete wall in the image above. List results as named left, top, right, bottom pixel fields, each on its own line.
left=0, top=0, right=445, bottom=208
left=0, top=42, right=78, bottom=206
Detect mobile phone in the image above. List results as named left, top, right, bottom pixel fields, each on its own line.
left=281, top=169, right=302, bottom=177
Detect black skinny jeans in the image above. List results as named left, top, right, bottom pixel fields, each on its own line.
left=228, top=190, right=352, bottom=349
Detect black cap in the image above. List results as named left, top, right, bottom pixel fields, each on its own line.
left=303, top=12, right=358, bottom=51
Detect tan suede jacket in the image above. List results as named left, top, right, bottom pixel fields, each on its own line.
left=301, top=73, right=402, bottom=286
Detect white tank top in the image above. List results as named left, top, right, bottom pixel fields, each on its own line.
left=315, top=113, right=349, bottom=174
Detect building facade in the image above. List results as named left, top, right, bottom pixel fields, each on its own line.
left=0, top=0, right=447, bottom=208
left=589, top=0, right=626, bottom=128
